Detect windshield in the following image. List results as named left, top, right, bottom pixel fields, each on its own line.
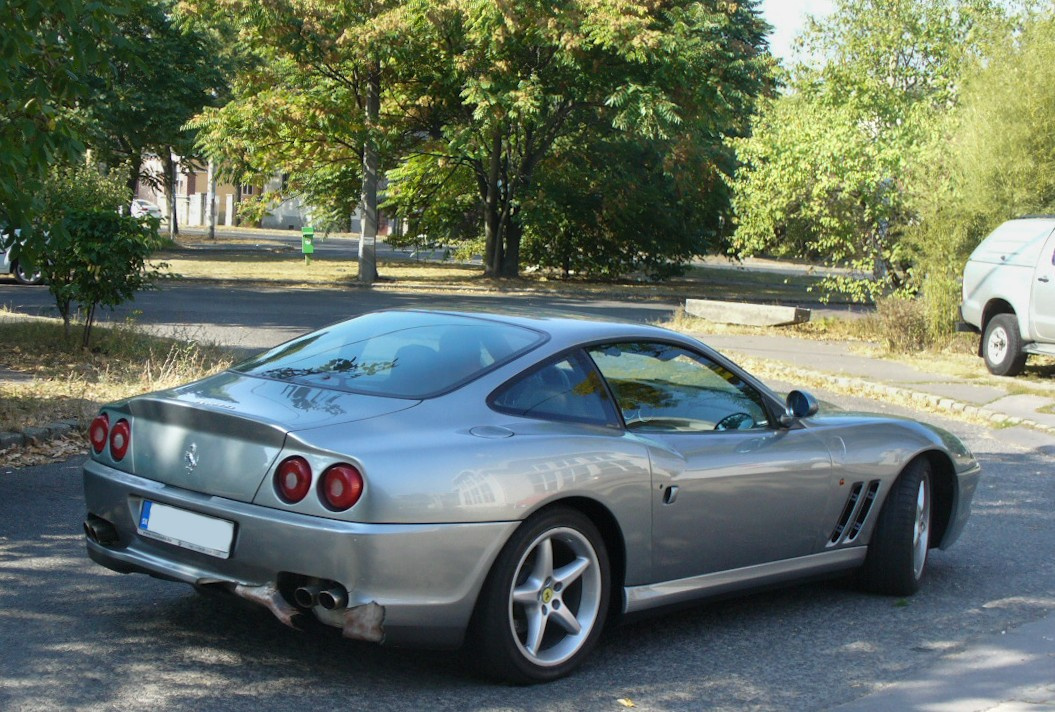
left=233, top=311, right=544, bottom=398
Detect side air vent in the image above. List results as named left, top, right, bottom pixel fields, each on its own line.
left=845, top=480, right=881, bottom=542
left=828, top=480, right=882, bottom=546
left=829, top=482, right=863, bottom=544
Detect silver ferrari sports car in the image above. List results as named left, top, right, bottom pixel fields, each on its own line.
left=83, top=310, right=980, bottom=682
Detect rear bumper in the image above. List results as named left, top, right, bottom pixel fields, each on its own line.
left=83, top=460, right=517, bottom=648
left=956, top=305, right=981, bottom=334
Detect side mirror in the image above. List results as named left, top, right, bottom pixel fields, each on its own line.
left=780, top=390, right=818, bottom=427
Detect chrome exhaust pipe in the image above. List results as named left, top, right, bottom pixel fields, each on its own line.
left=293, top=584, right=322, bottom=608
left=318, top=585, right=348, bottom=611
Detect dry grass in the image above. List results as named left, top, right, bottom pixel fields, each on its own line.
left=155, top=249, right=493, bottom=288
left=0, top=313, right=234, bottom=434
left=153, top=243, right=841, bottom=304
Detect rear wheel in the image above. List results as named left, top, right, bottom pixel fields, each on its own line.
left=983, top=314, right=1027, bottom=376
left=859, top=459, right=932, bottom=596
left=472, top=507, right=610, bottom=683
left=12, top=260, right=43, bottom=285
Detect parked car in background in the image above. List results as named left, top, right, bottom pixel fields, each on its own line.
left=959, top=216, right=1055, bottom=376
left=1, top=230, right=43, bottom=285
left=130, top=199, right=163, bottom=220
left=83, top=310, right=980, bottom=682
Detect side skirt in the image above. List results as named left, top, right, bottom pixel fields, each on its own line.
left=623, top=548, right=867, bottom=614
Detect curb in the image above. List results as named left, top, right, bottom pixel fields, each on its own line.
left=731, top=355, right=1055, bottom=436
left=0, top=419, right=83, bottom=452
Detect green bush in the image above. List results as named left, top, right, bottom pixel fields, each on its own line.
left=20, top=162, right=169, bottom=347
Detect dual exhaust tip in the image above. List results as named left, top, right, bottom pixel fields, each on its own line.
left=293, top=582, right=349, bottom=611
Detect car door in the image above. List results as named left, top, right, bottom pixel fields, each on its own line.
left=1029, top=228, right=1055, bottom=341
left=586, top=342, right=833, bottom=583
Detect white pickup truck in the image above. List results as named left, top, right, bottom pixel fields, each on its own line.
left=959, top=216, right=1055, bottom=376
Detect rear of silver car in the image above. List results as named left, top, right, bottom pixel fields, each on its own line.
left=82, top=381, right=515, bottom=648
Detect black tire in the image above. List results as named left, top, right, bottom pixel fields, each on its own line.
left=982, top=314, right=1027, bottom=376
left=471, top=507, right=610, bottom=683
left=12, top=260, right=43, bottom=285
left=859, top=459, right=932, bottom=596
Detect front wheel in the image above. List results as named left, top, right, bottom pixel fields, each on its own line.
left=471, top=507, right=610, bottom=683
left=983, top=314, right=1026, bottom=376
left=858, top=459, right=932, bottom=596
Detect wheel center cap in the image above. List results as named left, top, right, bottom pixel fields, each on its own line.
left=541, top=588, right=555, bottom=604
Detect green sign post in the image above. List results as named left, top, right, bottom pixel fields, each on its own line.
left=301, top=225, right=315, bottom=265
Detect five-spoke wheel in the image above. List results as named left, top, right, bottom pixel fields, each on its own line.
left=473, top=508, right=610, bottom=683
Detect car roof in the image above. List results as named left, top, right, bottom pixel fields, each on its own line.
left=414, top=309, right=684, bottom=348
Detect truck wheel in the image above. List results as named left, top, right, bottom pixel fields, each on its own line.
left=983, top=314, right=1027, bottom=376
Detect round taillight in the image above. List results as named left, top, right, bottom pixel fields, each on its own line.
left=275, top=456, right=312, bottom=503
left=319, top=464, right=364, bottom=511
left=89, top=413, right=110, bottom=454
left=109, top=419, right=131, bottom=461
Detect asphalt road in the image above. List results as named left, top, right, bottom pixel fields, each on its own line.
left=0, top=281, right=680, bottom=351
left=2, top=392, right=1053, bottom=711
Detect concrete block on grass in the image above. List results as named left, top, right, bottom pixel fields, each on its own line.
left=685, top=299, right=811, bottom=327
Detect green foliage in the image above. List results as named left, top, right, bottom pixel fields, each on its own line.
left=730, top=0, right=1007, bottom=303
left=191, top=0, right=773, bottom=278
left=0, top=0, right=132, bottom=237
left=521, top=134, right=728, bottom=280
left=53, top=211, right=166, bottom=348
left=908, top=10, right=1055, bottom=338
left=85, top=0, right=230, bottom=193
left=31, top=164, right=166, bottom=347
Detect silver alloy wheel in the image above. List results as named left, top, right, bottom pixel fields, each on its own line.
left=13, top=261, right=42, bottom=285
left=912, top=478, right=930, bottom=579
left=508, top=526, right=602, bottom=667
left=986, top=325, right=1009, bottom=365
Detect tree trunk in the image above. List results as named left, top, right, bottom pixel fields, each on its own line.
left=483, top=130, right=503, bottom=277
left=358, top=62, right=381, bottom=285
left=126, top=153, right=142, bottom=197
left=162, top=150, right=179, bottom=238
left=501, top=207, right=521, bottom=277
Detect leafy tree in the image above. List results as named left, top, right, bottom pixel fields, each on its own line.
left=0, top=0, right=131, bottom=240
left=730, top=0, right=1005, bottom=302
left=908, top=9, right=1055, bottom=337
left=35, top=163, right=166, bottom=346
left=189, top=0, right=400, bottom=280
left=390, top=0, right=772, bottom=277
left=83, top=0, right=230, bottom=234
left=519, top=131, right=733, bottom=280
left=191, top=0, right=771, bottom=279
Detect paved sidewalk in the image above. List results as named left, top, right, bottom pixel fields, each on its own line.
left=704, top=332, right=1055, bottom=438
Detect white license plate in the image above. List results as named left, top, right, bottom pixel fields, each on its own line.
left=138, top=501, right=235, bottom=559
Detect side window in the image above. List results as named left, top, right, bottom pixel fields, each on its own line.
left=587, top=342, right=770, bottom=432
left=491, top=354, right=615, bottom=425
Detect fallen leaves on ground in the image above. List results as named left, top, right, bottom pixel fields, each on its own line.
left=0, top=431, right=88, bottom=469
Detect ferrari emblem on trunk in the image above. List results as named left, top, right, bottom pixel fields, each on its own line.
left=184, top=443, right=199, bottom=474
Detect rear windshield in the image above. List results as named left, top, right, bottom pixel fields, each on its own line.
left=233, top=311, right=544, bottom=398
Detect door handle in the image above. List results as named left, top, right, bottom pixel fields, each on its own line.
left=663, top=485, right=679, bottom=505
left=1040, top=276, right=1051, bottom=283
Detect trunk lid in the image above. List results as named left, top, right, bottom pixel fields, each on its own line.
left=123, top=371, right=418, bottom=502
